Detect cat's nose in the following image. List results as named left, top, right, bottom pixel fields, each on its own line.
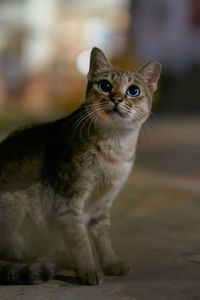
left=111, top=97, right=123, bottom=105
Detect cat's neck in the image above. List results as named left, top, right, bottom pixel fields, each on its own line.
left=95, top=119, right=141, bottom=158
left=94, top=124, right=140, bottom=164
left=95, top=115, right=141, bottom=141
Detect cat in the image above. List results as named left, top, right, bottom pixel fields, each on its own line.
left=0, top=47, right=161, bottom=285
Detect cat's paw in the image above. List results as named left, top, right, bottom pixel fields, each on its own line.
left=76, top=269, right=104, bottom=285
left=104, top=261, right=131, bottom=276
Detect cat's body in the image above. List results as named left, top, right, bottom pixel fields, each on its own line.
left=0, top=48, right=161, bottom=285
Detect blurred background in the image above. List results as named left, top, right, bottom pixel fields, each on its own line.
left=0, top=0, right=200, bottom=119
left=0, top=1, right=200, bottom=295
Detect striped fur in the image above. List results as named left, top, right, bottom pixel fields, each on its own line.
left=0, top=47, right=161, bottom=285
left=0, top=260, right=58, bottom=285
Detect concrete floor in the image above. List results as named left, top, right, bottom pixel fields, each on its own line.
left=0, top=117, right=200, bottom=299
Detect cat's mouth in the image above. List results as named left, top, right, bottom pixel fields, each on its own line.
left=107, top=106, right=124, bottom=117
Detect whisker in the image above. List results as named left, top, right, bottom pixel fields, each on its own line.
left=150, top=111, right=159, bottom=120
left=64, top=106, right=88, bottom=128
left=75, top=106, right=102, bottom=139
left=123, top=104, right=132, bottom=114
left=71, top=106, right=97, bottom=129
left=64, top=103, right=100, bottom=128
left=72, top=113, right=90, bottom=138
left=79, top=110, right=98, bottom=139
left=87, top=111, right=98, bottom=137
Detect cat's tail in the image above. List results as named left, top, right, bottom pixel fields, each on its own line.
left=0, top=257, right=59, bottom=285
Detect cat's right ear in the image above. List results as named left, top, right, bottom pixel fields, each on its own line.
left=88, top=47, right=112, bottom=79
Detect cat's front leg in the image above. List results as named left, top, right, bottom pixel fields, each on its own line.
left=57, top=212, right=103, bottom=285
left=89, top=214, right=130, bottom=276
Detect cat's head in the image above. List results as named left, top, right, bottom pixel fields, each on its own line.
left=85, top=47, right=161, bottom=129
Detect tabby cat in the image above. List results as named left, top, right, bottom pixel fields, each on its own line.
left=0, top=47, right=161, bottom=285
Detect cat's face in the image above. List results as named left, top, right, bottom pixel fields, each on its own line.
left=85, top=48, right=161, bottom=129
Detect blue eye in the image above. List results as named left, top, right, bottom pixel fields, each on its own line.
left=126, top=85, right=140, bottom=97
left=98, top=80, right=112, bottom=93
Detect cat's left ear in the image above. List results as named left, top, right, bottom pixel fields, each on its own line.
left=137, top=61, right=162, bottom=92
left=88, top=47, right=112, bottom=79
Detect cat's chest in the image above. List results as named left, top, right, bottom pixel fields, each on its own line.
left=97, top=152, right=133, bottom=183
left=83, top=137, right=136, bottom=217
left=95, top=135, right=136, bottom=176
left=83, top=157, right=132, bottom=223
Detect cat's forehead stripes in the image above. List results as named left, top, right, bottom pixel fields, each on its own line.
left=108, top=70, right=134, bottom=82
left=100, top=70, right=145, bottom=87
